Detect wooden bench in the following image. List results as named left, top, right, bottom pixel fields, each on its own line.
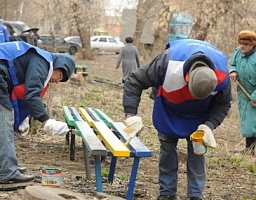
left=74, top=64, right=88, bottom=78
left=63, top=106, right=152, bottom=200
left=74, top=64, right=88, bottom=73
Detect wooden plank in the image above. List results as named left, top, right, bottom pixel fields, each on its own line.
left=22, top=185, right=94, bottom=200
left=86, top=107, right=102, bottom=122
left=75, top=121, right=107, bottom=156
left=78, top=107, right=93, bottom=127
left=70, top=107, right=84, bottom=121
left=62, top=106, right=75, bottom=127
left=93, top=108, right=114, bottom=128
left=112, top=122, right=152, bottom=157
left=93, top=121, right=130, bottom=157
left=0, top=182, right=33, bottom=191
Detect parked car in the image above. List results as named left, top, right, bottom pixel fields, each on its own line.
left=38, top=34, right=80, bottom=55
left=64, top=36, right=81, bottom=46
left=91, top=35, right=124, bottom=54
left=64, top=35, right=124, bottom=54
left=3, top=20, right=39, bottom=42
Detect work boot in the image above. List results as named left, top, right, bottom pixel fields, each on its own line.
left=157, top=195, right=177, bottom=200
left=0, top=172, right=34, bottom=184
left=190, top=198, right=202, bottom=200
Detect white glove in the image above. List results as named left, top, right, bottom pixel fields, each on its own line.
left=43, top=119, right=69, bottom=136
left=123, top=116, right=143, bottom=137
left=197, top=124, right=217, bottom=148
left=18, top=117, right=30, bottom=136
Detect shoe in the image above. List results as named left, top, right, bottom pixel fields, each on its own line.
left=157, top=195, right=177, bottom=200
left=190, top=197, right=202, bottom=200
left=18, top=167, right=27, bottom=174
left=0, top=173, right=34, bottom=184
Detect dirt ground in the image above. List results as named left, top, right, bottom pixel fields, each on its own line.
left=1, top=54, right=256, bottom=200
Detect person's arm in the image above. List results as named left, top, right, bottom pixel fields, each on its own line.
left=123, top=49, right=170, bottom=115
left=116, top=47, right=123, bottom=69
left=229, top=47, right=240, bottom=73
left=19, top=51, right=51, bottom=122
left=205, top=80, right=232, bottom=130
left=135, top=47, right=140, bottom=68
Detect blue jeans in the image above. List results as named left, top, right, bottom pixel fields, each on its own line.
left=158, top=133, right=205, bottom=199
left=0, top=104, right=19, bottom=181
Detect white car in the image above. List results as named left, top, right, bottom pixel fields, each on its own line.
left=64, top=35, right=124, bottom=54
left=91, top=35, right=124, bottom=54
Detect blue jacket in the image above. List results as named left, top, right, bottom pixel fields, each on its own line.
left=0, top=41, right=75, bottom=130
left=0, top=24, right=9, bottom=43
left=123, top=39, right=232, bottom=138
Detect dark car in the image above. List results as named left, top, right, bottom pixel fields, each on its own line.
left=3, top=20, right=39, bottom=42
left=38, top=34, right=80, bottom=55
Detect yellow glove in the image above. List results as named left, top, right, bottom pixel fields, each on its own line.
left=197, top=124, right=217, bottom=148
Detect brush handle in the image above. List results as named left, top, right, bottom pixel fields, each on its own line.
left=236, top=80, right=251, bottom=100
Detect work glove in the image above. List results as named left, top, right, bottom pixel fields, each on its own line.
left=197, top=124, right=217, bottom=148
left=43, top=119, right=69, bottom=136
left=18, top=117, right=30, bottom=137
left=123, top=116, right=143, bottom=138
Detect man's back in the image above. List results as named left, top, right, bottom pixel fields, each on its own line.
left=121, top=44, right=139, bottom=61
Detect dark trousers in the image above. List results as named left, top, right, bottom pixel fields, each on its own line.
left=246, top=137, right=256, bottom=149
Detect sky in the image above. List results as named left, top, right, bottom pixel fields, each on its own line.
left=105, top=0, right=138, bottom=16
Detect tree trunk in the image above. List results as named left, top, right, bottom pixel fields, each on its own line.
left=70, top=0, right=93, bottom=60
left=134, top=0, right=165, bottom=64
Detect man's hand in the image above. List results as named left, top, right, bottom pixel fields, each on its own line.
left=43, top=119, right=69, bottom=136
left=197, top=124, right=217, bottom=148
left=124, top=116, right=143, bottom=137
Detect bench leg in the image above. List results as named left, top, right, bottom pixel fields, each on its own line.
left=82, top=142, right=91, bottom=180
left=66, top=129, right=70, bottom=145
left=126, top=157, right=140, bottom=200
left=94, top=156, right=103, bottom=192
left=70, top=131, right=75, bottom=161
left=108, top=156, right=117, bottom=183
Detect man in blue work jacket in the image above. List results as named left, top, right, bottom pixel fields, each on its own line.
left=0, top=41, right=75, bottom=184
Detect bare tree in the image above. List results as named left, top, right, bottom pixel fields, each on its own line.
left=70, top=0, right=93, bottom=60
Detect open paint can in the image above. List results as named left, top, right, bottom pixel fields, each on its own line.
left=191, top=130, right=207, bottom=155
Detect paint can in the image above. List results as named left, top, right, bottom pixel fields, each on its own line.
left=41, top=167, right=61, bottom=187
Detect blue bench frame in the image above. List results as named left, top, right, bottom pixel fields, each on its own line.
left=63, top=106, right=152, bottom=200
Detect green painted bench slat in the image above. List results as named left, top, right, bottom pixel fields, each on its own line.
left=93, top=108, right=114, bottom=128
left=63, top=106, right=75, bottom=127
